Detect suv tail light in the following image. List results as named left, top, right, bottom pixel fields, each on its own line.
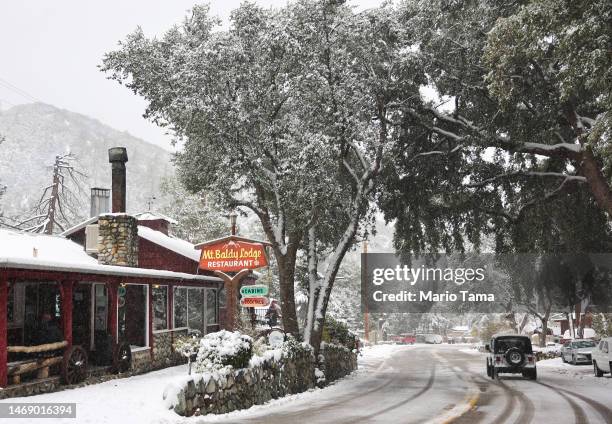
left=495, top=356, right=501, bottom=363
left=527, top=355, right=534, bottom=363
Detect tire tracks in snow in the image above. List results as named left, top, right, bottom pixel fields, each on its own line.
left=335, top=363, right=437, bottom=423
left=536, top=385, right=588, bottom=424
left=281, top=348, right=406, bottom=419
left=439, top=349, right=535, bottom=424
left=448, top=349, right=594, bottom=424
left=536, top=380, right=612, bottom=423
left=496, top=379, right=536, bottom=424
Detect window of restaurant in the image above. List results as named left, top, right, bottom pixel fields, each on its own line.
left=152, top=285, right=169, bottom=331
left=118, top=284, right=148, bottom=348
left=6, top=282, right=61, bottom=346
left=206, top=288, right=218, bottom=330
left=7, top=283, right=25, bottom=346
left=173, top=287, right=218, bottom=335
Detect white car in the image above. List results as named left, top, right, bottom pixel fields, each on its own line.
left=592, top=337, right=612, bottom=377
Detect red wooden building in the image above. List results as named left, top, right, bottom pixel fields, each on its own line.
left=0, top=147, right=234, bottom=396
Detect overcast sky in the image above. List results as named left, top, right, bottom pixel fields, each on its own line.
left=0, top=0, right=383, bottom=151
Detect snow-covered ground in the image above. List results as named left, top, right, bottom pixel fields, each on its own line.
left=3, top=344, right=611, bottom=424
left=0, top=344, right=410, bottom=424
left=537, top=357, right=612, bottom=386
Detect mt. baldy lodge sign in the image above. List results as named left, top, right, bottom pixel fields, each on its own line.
left=198, top=238, right=269, bottom=272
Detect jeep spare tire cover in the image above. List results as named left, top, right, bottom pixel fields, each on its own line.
left=505, top=347, right=525, bottom=367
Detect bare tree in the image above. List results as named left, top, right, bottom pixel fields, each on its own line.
left=15, top=153, right=87, bottom=234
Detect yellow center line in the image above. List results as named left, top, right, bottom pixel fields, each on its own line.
left=426, top=351, right=480, bottom=424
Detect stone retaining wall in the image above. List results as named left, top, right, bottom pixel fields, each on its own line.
left=317, top=343, right=358, bottom=384
left=151, top=329, right=189, bottom=370
left=131, top=328, right=190, bottom=373
left=167, top=344, right=357, bottom=417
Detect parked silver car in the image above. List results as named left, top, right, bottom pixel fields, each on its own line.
left=561, top=339, right=597, bottom=365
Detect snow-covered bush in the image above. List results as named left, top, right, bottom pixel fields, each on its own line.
left=314, top=367, right=326, bottom=385
left=173, top=334, right=201, bottom=375
left=195, top=330, right=253, bottom=373
left=322, top=317, right=357, bottom=350
left=252, top=336, right=270, bottom=357
left=282, top=334, right=312, bottom=359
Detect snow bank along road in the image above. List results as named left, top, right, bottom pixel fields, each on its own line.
left=208, top=344, right=612, bottom=424
left=1, top=344, right=611, bottom=423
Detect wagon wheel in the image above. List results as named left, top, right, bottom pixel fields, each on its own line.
left=113, top=342, right=132, bottom=374
left=61, top=345, right=88, bottom=385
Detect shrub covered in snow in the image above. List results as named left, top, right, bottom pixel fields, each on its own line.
left=282, top=334, right=312, bottom=359
left=322, top=317, right=358, bottom=350
left=195, top=330, right=253, bottom=373
left=173, top=334, right=201, bottom=375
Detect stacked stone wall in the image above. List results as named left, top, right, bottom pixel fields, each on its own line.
left=169, top=344, right=358, bottom=417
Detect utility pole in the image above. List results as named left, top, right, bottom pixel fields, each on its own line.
left=363, top=240, right=370, bottom=343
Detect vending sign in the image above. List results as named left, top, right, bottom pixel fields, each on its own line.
left=198, top=239, right=268, bottom=272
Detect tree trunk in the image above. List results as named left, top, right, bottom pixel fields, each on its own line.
left=564, top=106, right=612, bottom=218
left=43, top=158, right=60, bottom=234
left=308, top=233, right=356, bottom=354
left=517, top=313, right=529, bottom=334
left=304, top=225, right=320, bottom=344
left=567, top=311, right=575, bottom=338
left=579, top=148, right=612, bottom=216
left=274, top=236, right=301, bottom=337
left=539, top=318, right=547, bottom=348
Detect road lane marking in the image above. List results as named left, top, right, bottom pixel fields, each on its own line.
left=424, top=351, right=480, bottom=424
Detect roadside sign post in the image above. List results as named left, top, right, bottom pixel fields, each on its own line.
left=195, top=225, right=272, bottom=331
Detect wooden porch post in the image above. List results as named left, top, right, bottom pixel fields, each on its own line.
left=0, top=278, right=8, bottom=387
left=168, top=284, right=174, bottom=349
left=148, top=284, right=154, bottom=360
left=168, top=284, right=174, bottom=330
left=60, top=280, right=74, bottom=346
left=107, top=281, right=118, bottom=345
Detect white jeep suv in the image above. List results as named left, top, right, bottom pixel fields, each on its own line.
left=486, top=335, right=537, bottom=380
left=592, top=337, right=612, bottom=377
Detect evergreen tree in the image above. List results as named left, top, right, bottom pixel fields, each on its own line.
left=378, top=0, right=612, bottom=254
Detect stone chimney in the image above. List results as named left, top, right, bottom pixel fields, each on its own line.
left=109, top=147, right=128, bottom=213
left=97, top=214, right=139, bottom=267
left=97, top=147, right=138, bottom=267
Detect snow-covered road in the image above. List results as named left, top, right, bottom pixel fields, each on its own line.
left=1, top=344, right=611, bottom=423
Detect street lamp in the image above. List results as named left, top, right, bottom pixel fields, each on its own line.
left=229, top=210, right=238, bottom=235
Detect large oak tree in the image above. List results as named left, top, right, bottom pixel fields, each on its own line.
left=102, top=0, right=421, bottom=349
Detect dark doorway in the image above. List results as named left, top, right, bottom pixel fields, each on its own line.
left=118, top=284, right=147, bottom=348
left=23, top=282, right=60, bottom=345
left=72, top=283, right=91, bottom=350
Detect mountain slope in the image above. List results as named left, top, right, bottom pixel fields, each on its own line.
left=0, top=103, right=174, bottom=223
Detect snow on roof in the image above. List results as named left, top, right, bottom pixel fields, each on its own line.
left=61, top=212, right=178, bottom=237
left=451, top=326, right=469, bottom=332
left=193, top=234, right=272, bottom=249
left=61, top=216, right=98, bottom=236
left=138, top=225, right=200, bottom=262
left=133, top=212, right=178, bottom=224
left=0, top=229, right=220, bottom=283
left=0, top=228, right=98, bottom=266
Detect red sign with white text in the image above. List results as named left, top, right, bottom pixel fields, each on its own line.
left=240, top=296, right=270, bottom=308
left=199, top=240, right=268, bottom=272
